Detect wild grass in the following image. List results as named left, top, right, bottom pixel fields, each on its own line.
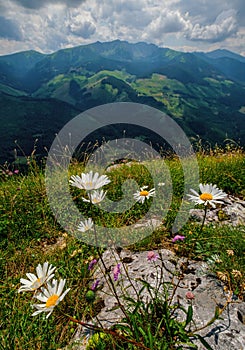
left=0, top=146, right=244, bottom=349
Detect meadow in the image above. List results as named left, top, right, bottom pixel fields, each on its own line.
left=0, top=144, right=244, bottom=349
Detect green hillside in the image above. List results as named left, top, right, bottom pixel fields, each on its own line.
left=33, top=68, right=245, bottom=144
left=0, top=83, right=27, bottom=96
left=0, top=92, right=80, bottom=164
left=0, top=40, right=245, bottom=164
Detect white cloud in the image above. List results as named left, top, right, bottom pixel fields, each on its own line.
left=0, top=0, right=244, bottom=55
left=10, top=0, right=87, bottom=10
left=187, top=9, right=238, bottom=42
left=69, top=21, right=96, bottom=38
left=66, top=9, right=96, bottom=38
left=142, top=9, right=191, bottom=43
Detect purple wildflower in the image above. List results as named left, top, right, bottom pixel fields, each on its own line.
left=91, top=279, right=100, bottom=291
left=147, top=251, right=159, bottom=262
left=88, top=259, right=97, bottom=271
left=113, top=263, right=121, bottom=281
left=172, top=235, right=185, bottom=243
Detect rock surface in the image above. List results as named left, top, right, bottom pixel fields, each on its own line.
left=190, top=196, right=245, bottom=227
left=69, top=248, right=245, bottom=350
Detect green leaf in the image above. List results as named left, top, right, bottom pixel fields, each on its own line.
left=185, top=305, right=193, bottom=326
left=195, top=335, right=213, bottom=350
left=147, top=326, right=154, bottom=349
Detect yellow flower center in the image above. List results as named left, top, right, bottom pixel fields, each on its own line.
left=46, top=294, right=59, bottom=308
left=93, top=198, right=100, bottom=203
left=200, top=193, right=213, bottom=201
left=140, top=190, right=149, bottom=197
left=31, top=278, right=41, bottom=290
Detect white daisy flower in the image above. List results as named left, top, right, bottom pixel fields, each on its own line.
left=207, top=254, right=222, bottom=265
left=69, top=171, right=110, bottom=190
left=133, top=186, right=155, bottom=204
left=187, top=183, right=227, bottom=208
left=32, top=279, right=70, bottom=318
left=82, top=190, right=107, bottom=204
left=78, top=218, right=94, bottom=232
left=18, top=262, right=56, bottom=293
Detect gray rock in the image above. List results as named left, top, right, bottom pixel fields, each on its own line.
left=237, top=304, right=245, bottom=325
left=68, top=248, right=245, bottom=350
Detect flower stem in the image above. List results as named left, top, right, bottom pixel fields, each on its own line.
left=88, top=196, right=130, bottom=324
left=200, top=205, right=208, bottom=232
left=115, top=249, right=140, bottom=301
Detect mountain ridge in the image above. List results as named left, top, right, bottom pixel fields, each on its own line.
left=1, top=41, right=244, bottom=61
left=1, top=40, right=245, bottom=91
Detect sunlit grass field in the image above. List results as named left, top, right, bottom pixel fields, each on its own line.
left=0, top=147, right=245, bottom=349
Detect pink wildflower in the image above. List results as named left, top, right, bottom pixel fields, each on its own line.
left=113, top=263, right=121, bottom=281
left=147, top=251, right=159, bottom=262
left=14, top=169, right=19, bottom=174
left=186, top=291, right=195, bottom=300
left=172, top=235, right=185, bottom=243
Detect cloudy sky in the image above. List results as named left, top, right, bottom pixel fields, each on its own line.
left=0, top=0, right=244, bottom=56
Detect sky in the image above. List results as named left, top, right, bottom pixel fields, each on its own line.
left=0, top=0, right=244, bottom=56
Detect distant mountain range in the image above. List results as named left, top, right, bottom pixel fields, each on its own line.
left=0, top=40, right=244, bottom=163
